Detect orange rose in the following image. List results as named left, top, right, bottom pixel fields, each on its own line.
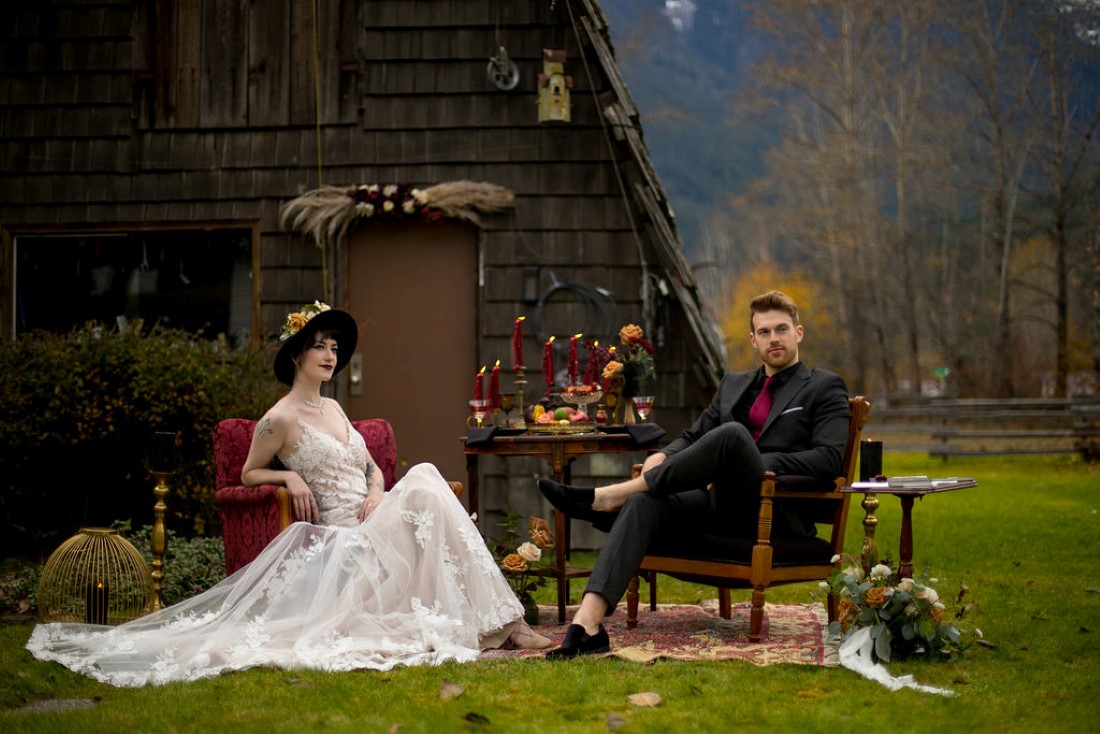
left=529, top=517, right=554, bottom=548
left=286, top=312, right=308, bottom=335
left=930, top=606, right=944, bottom=623
left=837, top=599, right=859, bottom=628
left=602, top=360, right=623, bottom=380
left=530, top=528, right=553, bottom=548
left=501, top=553, right=528, bottom=573
left=619, top=324, right=645, bottom=344
left=864, top=586, right=889, bottom=609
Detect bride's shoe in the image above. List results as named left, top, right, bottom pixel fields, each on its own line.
left=506, top=621, right=553, bottom=650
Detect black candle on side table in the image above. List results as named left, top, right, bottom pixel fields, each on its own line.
left=859, top=439, right=883, bottom=482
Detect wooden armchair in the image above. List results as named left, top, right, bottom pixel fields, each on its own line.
left=626, top=396, right=872, bottom=640
left=214, top=417, right=461, bottom=575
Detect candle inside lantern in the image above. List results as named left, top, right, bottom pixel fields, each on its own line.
left=85, top=579, right=109, bottom=625
left=859, top=439, right=883, bottom=482
left=568, top=333, right=582, bottom=386
left=489, top=360, right=500, bottom=411
left=543, top=336, right=556, bottom=391
left=474, top=365, right=486, bottom=402
left=512, top=316, right=525, bottom=370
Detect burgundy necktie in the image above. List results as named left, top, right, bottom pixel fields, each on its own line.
left=747, top=375, right=776, bottom=442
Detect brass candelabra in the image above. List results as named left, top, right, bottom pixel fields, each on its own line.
left=150, top=471, right=170, bottom=611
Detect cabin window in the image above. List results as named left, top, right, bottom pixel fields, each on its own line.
left=14, top=229, right=252, bottom=344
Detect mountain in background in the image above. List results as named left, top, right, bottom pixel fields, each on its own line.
left=600, top=0, right=769, bottom=257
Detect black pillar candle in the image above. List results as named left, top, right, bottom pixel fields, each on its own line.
left=859, top=439, right=883, bottom=482
left=85, top=579, right=109, bottom=624
left=150, top=431, right=178, bottom=474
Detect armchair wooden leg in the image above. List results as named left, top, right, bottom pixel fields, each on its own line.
left=749, top=586, right=767, bottom=641
left=719, top=588, right=731, bottom=619
left=627, top=574, right=640, bottom=629
left=649, top=571, right=658, bottom=611
left=827, top=590, right=837, bottom=623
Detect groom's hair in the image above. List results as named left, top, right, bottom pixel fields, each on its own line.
left=749, top=291, right=800, bottom=329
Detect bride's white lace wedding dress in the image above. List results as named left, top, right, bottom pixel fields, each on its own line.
left=27, top=420, right=524, bottom=687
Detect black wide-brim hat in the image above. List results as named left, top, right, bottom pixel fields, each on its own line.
left=273, top=307, right=358, bottom=386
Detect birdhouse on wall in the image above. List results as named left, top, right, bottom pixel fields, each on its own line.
left=537, top=49, right=572, bottom=124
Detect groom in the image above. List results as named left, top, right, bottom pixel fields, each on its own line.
left=538, top=290, right=850, bottom=658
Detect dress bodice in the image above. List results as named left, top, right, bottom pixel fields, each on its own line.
left=278, top=418, right=369, bottom=526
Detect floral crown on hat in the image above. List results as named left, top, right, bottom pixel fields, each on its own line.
left=280, top=301, right=332, bottom=342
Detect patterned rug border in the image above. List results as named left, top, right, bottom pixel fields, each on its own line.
left=484, top=601, right=839, bottom=667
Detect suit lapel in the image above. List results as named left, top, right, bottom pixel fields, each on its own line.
left=761, top=363, right=810, bottom=435
left=720, top=370, right=755, bottom=421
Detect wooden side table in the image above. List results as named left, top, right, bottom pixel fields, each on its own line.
left=463, top=430, right=660, bottom=623
left=841, top=478, right=977, bottom=578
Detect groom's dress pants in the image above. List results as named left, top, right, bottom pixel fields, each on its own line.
left=584, top=422, right=765, bottom=611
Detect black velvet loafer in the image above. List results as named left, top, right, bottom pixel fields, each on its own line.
left=536, top=478, right=618, bottom=531
left=545, top=624, right=611, bottom=659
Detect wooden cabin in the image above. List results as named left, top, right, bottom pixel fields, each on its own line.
left=0, top=0, right=724, bottom=541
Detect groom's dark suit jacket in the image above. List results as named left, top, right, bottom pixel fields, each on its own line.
left=662, top=362, right=850, bottom=480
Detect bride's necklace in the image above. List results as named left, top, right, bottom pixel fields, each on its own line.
left=301, top=396, right=324, bottom=412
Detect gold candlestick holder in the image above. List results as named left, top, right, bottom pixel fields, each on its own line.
left=514, top=366, right=527, bottom=427
left=150, top=471, right=171, bottom=611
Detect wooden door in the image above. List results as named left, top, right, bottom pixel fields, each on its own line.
left=345, top=220, right=477, bottom=487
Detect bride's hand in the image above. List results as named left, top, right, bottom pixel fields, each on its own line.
left=358, top=490, right=384, bottom=523
left=287, top=475, right=318, bottom=522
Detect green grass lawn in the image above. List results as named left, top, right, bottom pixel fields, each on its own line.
left=2, top=454, right=1098, bottom=733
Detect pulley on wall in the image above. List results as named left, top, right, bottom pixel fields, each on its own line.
left=487, top=46, right=520, bottom=91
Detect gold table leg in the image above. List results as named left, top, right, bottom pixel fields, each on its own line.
left=859, top=491, right=879, bottom=573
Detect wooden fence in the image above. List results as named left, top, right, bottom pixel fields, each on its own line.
left=861, top=397, right=1100, bottom=461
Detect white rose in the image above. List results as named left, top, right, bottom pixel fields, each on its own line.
left=917, top=587, right=939, bottom=604
left=830, top=554, right=841, bottom=564
left=383, top=184, right=399, bottom=197
left=403, top=200, right=416, bottom=214
left=517, top=542, right=541, bottom=563
left=843, top=565, right=864, bottom=581
left=897, top=577, right=914, bottom=592
left=870, top=563, right=893, bottom=580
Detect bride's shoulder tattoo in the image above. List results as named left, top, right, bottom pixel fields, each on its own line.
left=258, top=416, right=275, bottom=436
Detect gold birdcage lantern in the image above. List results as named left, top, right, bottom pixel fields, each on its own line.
left=37, top=527, right=154, bottom=625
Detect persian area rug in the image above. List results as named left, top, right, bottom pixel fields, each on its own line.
left=483, top=601, right=839, bottom=667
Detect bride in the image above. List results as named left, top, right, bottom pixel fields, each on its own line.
left=27, top=302, right=550, bottom=687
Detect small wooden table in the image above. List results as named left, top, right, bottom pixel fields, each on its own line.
left=463, top=430, right=660, bottom=623
left=841, top=478, right=977, bottom=578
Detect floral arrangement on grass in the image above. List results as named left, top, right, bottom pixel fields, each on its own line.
left=821, top=555, right=972, bottom=662
left=491, top=512, right=555, bottom=603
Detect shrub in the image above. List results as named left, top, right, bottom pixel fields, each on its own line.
left=0, top=324, right=281, bottom=555
left=125, top=524, right=227, bottom=607
left=0, top=525, right=227, bottom=617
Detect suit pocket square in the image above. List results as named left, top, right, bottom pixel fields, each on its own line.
left=779, top=406, right=804, bottom=415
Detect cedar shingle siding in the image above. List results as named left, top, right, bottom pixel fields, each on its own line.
left=2, top=0, right=724, bottom=469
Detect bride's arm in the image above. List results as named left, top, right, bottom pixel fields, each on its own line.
left=357, top=453, right=387, bottom=523
left=242, top=409, right=318, bottom=522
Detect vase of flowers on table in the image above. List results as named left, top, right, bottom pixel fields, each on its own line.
left=616, top=324, right=655, bottom=399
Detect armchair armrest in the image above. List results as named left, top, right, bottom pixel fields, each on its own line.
left=215, top=484, right=294, bottom=530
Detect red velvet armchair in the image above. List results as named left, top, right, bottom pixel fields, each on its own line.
left=214, top=417, right=399, bottom=575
